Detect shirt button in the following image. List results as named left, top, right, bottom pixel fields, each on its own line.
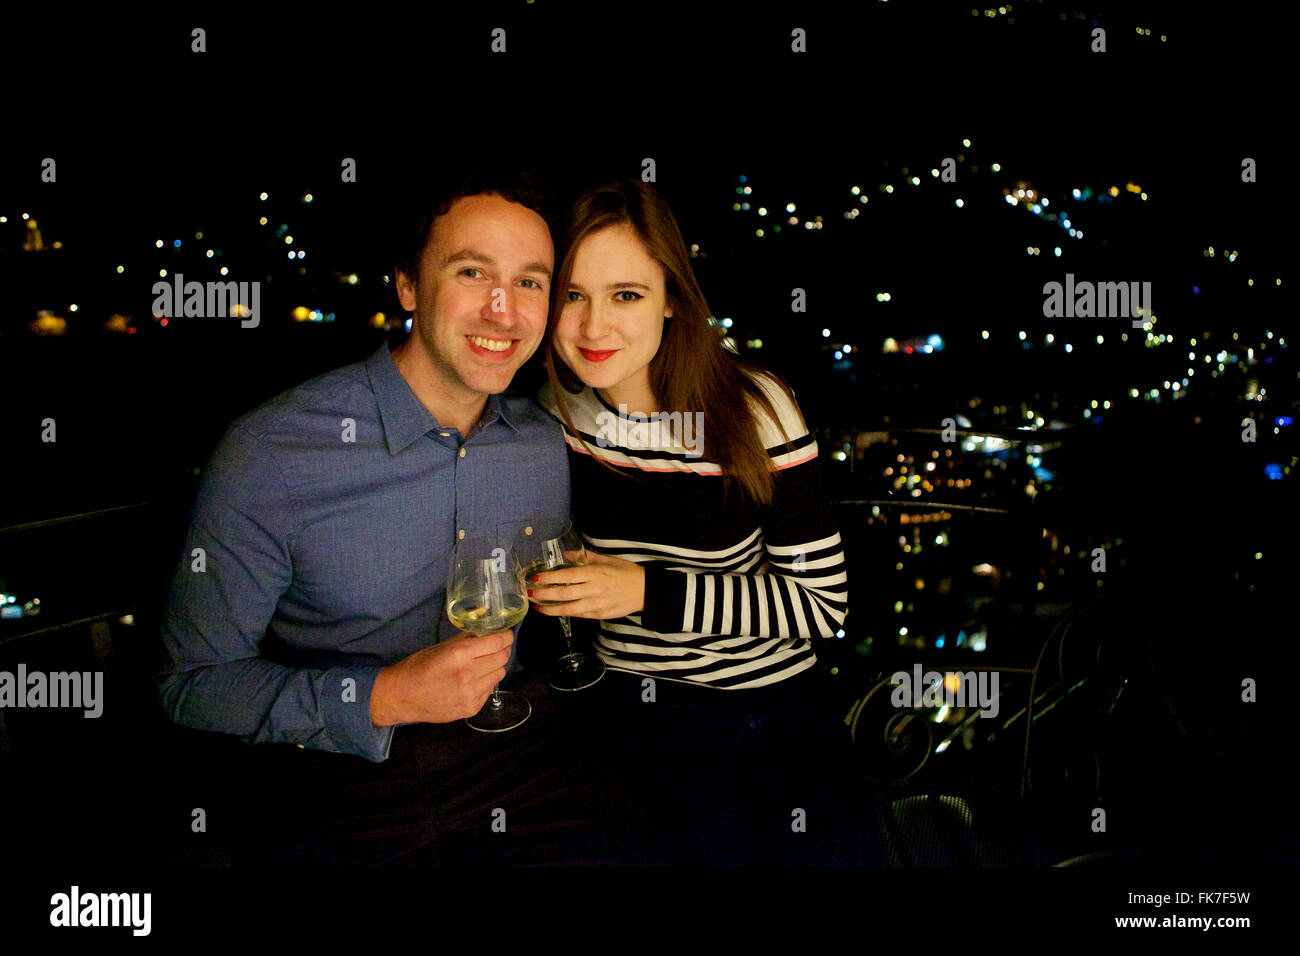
left=458, top=529, right=465, bottom=540
left=524, top=526, right=533, bottom=535
left=440, top=432, right=449, bottom=437
left=458, top=447, right=466, bottom=458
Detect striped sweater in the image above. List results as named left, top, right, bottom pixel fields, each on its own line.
left=540, top=374, right=849, bottom=689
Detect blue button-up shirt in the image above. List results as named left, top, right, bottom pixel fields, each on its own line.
left=155, top=339, right=570, bottom=762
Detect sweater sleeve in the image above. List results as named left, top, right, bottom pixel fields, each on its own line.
left=639, top=378, right=848, bottom=642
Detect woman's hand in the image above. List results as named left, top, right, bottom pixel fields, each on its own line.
left=528, top=549, right=645, bottom=620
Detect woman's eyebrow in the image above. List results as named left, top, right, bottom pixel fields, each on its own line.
left=568, top=281, right=651, bottom=292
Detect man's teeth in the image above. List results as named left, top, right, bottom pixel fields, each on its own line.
left=469, top=336, right=513, bottom=352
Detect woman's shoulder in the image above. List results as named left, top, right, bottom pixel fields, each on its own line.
left=741, top=368, right=810, bottom=449
left=536, top=381, right=600, bottom=431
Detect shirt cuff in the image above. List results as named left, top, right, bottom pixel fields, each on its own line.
left=320, top=665, right=395, bottom=763
left=640, top=565, right=687, bottom=634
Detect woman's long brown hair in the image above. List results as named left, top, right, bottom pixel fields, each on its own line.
left=543, top=179, right=801, bottom=509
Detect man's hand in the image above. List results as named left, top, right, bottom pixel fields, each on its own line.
left=370, top=630, right=513, bottom=726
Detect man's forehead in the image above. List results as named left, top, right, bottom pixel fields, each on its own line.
left=429, top=194, right=552, bottom=263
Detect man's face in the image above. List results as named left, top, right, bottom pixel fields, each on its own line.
left=396, top=193, right=553, bottom=404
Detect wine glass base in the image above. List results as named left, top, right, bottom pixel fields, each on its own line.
left=466, top=691, right=531, bottom=732
left=547, top=654, right=606, bottom=692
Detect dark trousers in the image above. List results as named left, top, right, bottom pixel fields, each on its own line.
left=563, top=666, right=887, bottom=866
left=227, top=672, right=612, bottom=866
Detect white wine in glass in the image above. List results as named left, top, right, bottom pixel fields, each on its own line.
left=448, top=600, right=527, bottom=633
left=446, top=534, right=531, bottom=732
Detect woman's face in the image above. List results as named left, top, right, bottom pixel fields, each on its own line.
left=554, top=224, right=672, bottom=403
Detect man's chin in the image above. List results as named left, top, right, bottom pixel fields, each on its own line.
left=466, top=366, right=524, bottom=395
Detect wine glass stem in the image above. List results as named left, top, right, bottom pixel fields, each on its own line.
left=490, top=686, right=502, bottom=708
left=559, top=616, right=576, bottom=654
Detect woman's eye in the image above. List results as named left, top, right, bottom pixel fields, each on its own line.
left=565, top=290, right=584, bottom=302
left=615, top=290, right=643, bottom=302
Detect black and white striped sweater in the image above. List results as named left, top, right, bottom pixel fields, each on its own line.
left=540, top=374, right=849, bottom=689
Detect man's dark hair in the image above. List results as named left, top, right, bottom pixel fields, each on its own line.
left=391, top=159, right=552, bottom=284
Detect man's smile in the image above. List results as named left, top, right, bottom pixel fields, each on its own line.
left=466, top=334, right=520, bottom=359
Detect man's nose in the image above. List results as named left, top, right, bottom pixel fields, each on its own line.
left=484, top=286, right=516, bottom=322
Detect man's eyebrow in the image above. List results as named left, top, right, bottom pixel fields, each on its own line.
left=441, top=248, right=493, bottom=268
left=568, top=281, right=652, bottom=292
left=442, top=249, right=551, bottom=278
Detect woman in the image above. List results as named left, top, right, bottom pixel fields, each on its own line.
left=533, top=179, right=879, bottom=865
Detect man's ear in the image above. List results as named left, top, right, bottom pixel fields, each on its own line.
left=395, top=268, right=417, bottom=312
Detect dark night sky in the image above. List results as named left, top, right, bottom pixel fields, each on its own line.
left=1, top=3, right=1291, bottom=523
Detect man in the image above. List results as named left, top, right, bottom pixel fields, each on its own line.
left=155, top=164, right=604, bottom=865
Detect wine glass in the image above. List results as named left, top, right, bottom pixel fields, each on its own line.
left=446, top=532, right=531, bottom=732
left=519, top=522, right=606, bottom=691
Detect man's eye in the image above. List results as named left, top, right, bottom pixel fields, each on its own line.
left=460, top=267, right=484, bottom=279
left=520, top=278, right=545, bottom=290
left=616, top=291, right=643, bottom=302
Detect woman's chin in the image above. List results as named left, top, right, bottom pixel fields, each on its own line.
left=564, top=357, right=620, bottom=390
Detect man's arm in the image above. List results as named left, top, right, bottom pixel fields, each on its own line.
left=154, top=423, right=397, bottom=762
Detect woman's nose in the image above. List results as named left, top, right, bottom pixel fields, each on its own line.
left=581, top=302, right=609, bottom=340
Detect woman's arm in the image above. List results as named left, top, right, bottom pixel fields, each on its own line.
left=639, top=445, right=849, bottom=640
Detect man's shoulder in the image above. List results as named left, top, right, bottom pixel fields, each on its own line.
left=501, top=388, right=564, bottom=436
left=227, top=350, right=377, bottom=442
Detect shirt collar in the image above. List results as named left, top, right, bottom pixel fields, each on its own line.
left=367, top=340, right=521, bottom=455
left=477, top=392, right=522, bottom=435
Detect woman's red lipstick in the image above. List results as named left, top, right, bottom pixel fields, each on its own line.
left=578, top=348, right=618, bottom=362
